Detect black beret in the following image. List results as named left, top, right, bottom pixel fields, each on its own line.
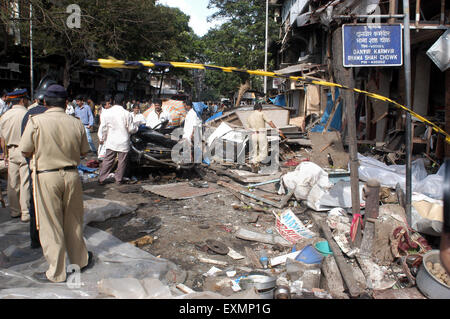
left=44, top=84, right=68, bottom=99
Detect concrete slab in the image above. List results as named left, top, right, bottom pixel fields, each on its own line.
left=141, top=182, right=222, bottom=200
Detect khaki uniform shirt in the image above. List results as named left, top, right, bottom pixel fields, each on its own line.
left=19, top=107, right=90, bottom=171
left=247, top=110, right=269, bottom=130
left=0, top=105, right=28, bottom=147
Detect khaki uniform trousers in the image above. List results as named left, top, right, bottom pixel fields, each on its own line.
left=7, top=146, right=30, bottom=218
left=35, top=169, right=88, bottom=282
left=250, top=131, right=268, bottom=164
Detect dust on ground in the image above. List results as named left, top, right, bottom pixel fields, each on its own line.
left=83, top=165, right=313, bottom=292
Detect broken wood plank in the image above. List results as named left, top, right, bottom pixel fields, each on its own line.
left=309, top=131, right=349, bottom=169
left=247, top=179, right=280, bottom=189
left=244, top=247, right=263, bottom=269
left=176, top=283, right=195, bottom=294
left=359, top=221, right=375, bottom=259
left=235, top=227, right=291, bottom=247
left=396, top=183, right=406, bottom=210
left=373, top=287, right=426, bottom=299
left=321, top=255, right=347, bottom=298
left=218, top=181, right=293, bottom=209
left=363, top=179, right=380, bottom=221
left=228, top=187, right=268, bottom=213
left=198, top=256, right=228, bottom=266
left=323, top=96, right=342, bottom=133
left=278, top=189, right=295, bottom=209
left=317, top=219, right=365, bottom=298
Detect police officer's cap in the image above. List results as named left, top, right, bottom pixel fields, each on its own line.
left=7, top=88, right=30, bottom=100
left=44, top=84, right=68, bottom=99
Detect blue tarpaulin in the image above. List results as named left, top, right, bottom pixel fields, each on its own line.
left=77, top=164, right=97, bottom=173
left=205, top=111, right=223, bottom=123
left=269, top=94, right=286, bottom=107
left=193, top=102, right=208, bottom=118
left=311, top=89, right=342, bottom=133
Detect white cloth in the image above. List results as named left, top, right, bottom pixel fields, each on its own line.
left=182, top=109, right=202, bottom=141
left=131, top=112, right=146, bottom=126
left=98, top=105, right=138, bottom=153
left=0, top=98, right=9, bottom=116
left=65, top=104, right=75, bottom=116
left=146, top=110, right=171, bottom=129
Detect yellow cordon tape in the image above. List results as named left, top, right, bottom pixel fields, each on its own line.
left=87, top=58, right=450, bottom=143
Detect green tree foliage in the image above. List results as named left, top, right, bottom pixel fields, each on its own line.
left=0, top=0, right=197, bottom=87
left=202, top=0, right=278, bottom=104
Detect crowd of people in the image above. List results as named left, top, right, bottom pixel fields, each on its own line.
left=0, top=85, right=202, bottom=284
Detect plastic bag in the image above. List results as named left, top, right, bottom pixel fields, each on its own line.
left=414, top=162, right=446, bottom=200
left=279, top=162, right=333, bottom=211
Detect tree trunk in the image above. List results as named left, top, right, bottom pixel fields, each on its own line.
left=235, top=78, right=251, bottom=107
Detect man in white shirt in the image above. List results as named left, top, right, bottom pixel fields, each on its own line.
left=146, top=99, right=171, bottom=130
left=182, top=101, right=202, bottom=142
left=0, top=90, right=9, bottom=116
left=98, top=94, right=138, bottom=185
left=131, top=104, right=146, bottom=126
left=181, top=101, right=203, bottom=163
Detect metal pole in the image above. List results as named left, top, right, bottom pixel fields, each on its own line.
left=403, top=0, right=412, bottom=226
left=158, top=71, right=165, bottom=98
left=264, top=0, right=269, bottom=96
left=30, top=2, right=34, bottom=98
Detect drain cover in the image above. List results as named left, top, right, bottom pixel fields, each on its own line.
left=206, top=239, right=229, bottom=255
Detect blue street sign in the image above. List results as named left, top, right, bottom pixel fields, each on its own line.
left=343, top=24, right=403, bottom=67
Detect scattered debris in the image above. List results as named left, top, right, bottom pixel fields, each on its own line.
left=205, top=239, right=229, bottom=255
left=130, top=235, right=154, bottom=247
left=235, top=227, right=291, bottom=247
left=141, top=182, right=221, bottom=199
left=197, top=256, right=228, bottom=266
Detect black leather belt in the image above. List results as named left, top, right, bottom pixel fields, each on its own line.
left=36, top=166, right=78, bottom=174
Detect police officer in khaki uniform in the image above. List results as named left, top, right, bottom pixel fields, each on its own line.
left=20, top=85, right=94, bottom=283
left=246, top=103, right=285, bottom=172
left=0, top=89, right=31, bottom=222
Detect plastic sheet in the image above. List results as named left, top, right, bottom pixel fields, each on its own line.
left=414, top=163, right=446, bottom=200
left=319, top=181, right=366, bottom=209
left=83, top=196, right=137, bottom=227
left=98, top=278, right=173, bottom=299
left=0, top=197, right=179, bottom=299
left=358, top=153, right=444, bottom=199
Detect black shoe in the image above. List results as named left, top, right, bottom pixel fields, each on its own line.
left=32, top=272, right=53, bottom=283
left=30, top=242, right=41, bottom=249
left=81, top=251, right=95, bottom=272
